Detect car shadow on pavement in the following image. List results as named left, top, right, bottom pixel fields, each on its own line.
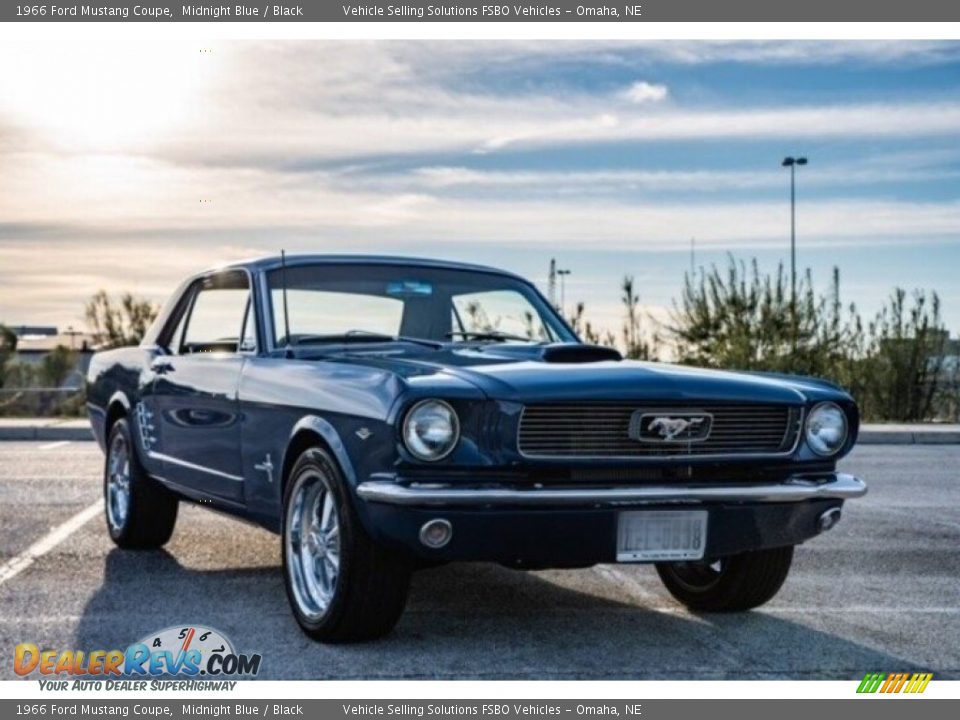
left=74, top=548, right=927, bottom=680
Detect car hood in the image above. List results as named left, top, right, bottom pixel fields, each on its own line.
left=329, top=344, right=838, bottom=405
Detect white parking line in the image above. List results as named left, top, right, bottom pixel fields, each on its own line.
left=38, top=441, right=71, bottom=451
left=593, top=565, right=662, bottom=601
left=4, top=476, right=99, bottom=481
left=0, top=500, right=103, bottom=587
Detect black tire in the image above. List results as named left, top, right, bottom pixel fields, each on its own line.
left=282, top=447, right=411, bottom=642
left=104, top=417, right=178, bottom=549
left=655, top=545, right=794, bottom=612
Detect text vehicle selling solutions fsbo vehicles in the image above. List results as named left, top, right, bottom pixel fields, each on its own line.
left=86, top=255, right=866, bottom=641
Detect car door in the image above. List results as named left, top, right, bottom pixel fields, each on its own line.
left=149, top=269, right=255, bottom=503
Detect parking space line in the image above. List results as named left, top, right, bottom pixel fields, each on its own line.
left=593, top=565, right=662, bottom=602
left=0, top=500, right=103, bottom=587
left=4, top=476, right=99, bottom=481
left=38, top=441, right=71, bottom=451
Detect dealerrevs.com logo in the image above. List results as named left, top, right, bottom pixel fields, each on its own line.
left=14, top=625, right=262, bottom=684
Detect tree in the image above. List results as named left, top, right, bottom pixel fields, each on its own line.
left=85, top=291, right=159, bottom=349
left=667, top=256, right=854, bottom=379
left=621, top=276, right=657, bottom=360
left=568, top=302, right=616, bottom=347
left=0, top=325, right=17, bottom=389
left=860, top=289, right=948, bottom=422
left=560, top=256, right=954, bottom=421
left=39, top=345, right=78, bottom=388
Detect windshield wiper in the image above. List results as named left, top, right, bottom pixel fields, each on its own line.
left=293, top=330, right=443, bottom=349
left=445, top=330, right=540, bottom=343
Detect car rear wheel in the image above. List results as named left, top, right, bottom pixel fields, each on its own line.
left=282, top=447, right=411, bottom=642
left=655, top=545, right=794, bottom=612
left=104, top=418, right=178, bottom=549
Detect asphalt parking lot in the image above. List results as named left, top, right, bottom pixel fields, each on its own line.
left=0, top=441, right=957, bottom=680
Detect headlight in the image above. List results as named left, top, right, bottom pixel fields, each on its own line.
left=805, top=402, right=848, bottom=456
left=402, top=399, right=460, bottom=461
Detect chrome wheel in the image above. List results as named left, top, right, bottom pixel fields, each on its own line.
left=106, top=433, right=131, bottom=532
left=286, top=473, right=341, bottom=620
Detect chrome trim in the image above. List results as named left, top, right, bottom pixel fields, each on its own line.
left=148, top=451, right=245, bottom=482
left=356, top=472, right=866, bottom=508
left=419, top=518, right=453, bottom=548
left=516, top=404, right=806, bottom=462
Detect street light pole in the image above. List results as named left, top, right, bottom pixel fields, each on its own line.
left=557, top=269, right=571, bottom=317
left=782, top=156, right=807, bottom=352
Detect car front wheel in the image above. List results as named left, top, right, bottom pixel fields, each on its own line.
left=655, top=545, right=794, bottom=612
left=282, top=447, right=411, bottom=642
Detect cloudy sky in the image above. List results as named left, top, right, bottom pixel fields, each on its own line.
left=1, top=40, right=959, bottom=337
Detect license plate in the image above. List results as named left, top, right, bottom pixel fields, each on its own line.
left=616, top=510, right=708, bottom=562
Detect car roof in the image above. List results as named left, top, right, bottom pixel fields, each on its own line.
left=205, top=254, right=526, bottom=281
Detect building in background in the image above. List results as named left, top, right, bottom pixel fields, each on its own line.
left=5, top=325, right=96, bottom=388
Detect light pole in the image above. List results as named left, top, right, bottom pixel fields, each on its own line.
left=557, top=269, right=571, bottom=316
left=782, top=156, right=807, bottom=351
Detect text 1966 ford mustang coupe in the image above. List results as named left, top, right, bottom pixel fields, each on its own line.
left=86, top=255, right=867, bottom=641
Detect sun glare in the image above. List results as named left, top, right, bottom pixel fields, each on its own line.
left=0, top=40, right=217, bottom=150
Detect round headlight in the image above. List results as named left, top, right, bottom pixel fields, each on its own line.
left=403, top=399, right=460, bottom=461
left=805, top=402, right=848, bottom=456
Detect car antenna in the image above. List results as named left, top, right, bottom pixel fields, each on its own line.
left=281, top=249, right=293, bottom=357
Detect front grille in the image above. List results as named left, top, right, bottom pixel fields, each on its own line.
left=517, top=403, right=802, bottom=458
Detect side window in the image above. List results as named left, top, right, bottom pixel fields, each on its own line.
left=180, top=272, right=251, bottom=354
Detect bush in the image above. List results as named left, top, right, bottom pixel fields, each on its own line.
left=663, top=256, right=950, bottom=422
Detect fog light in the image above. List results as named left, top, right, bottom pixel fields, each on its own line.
left=419, top=519, right=453, bottom=548
left=818, top=507, right=842, bottom=532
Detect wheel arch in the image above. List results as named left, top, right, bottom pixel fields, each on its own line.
left=105, top=391, right=132, bottom=437
left=281, top=416, right=358, bottom=496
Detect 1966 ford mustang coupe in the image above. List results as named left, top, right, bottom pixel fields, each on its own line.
left=87, top=255, right=867, bottom=641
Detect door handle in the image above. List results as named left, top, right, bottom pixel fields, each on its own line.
left=151, top=359, right=175, bottom=375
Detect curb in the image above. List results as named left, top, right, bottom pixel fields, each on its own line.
left=858, top=428, right=960, bottom=445
left=0, top=422, right=94, bottom=442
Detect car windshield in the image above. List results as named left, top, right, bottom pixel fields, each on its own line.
left=266, top=263, right=575, bottom=347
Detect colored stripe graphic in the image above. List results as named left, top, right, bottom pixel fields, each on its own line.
left=857, top=672, right=885, bottom=693
left=857, top=672, right=932, bottom=694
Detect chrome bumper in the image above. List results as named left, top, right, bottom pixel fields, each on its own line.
left=356, top=472, right=867, bottom=508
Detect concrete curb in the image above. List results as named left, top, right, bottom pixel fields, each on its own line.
left=0, top=420, right=958, bottom=444
left=0, top=420, right=94, bottom=442
left=858, top=426, right=960, bottom=445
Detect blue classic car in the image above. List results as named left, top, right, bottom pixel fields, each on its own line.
left=86, top=255, right=866, bottom=641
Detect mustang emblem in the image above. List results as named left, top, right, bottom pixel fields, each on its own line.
left=631, top=412, right=713, bottom=443
left=649, top=417, right=703, bottom=440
